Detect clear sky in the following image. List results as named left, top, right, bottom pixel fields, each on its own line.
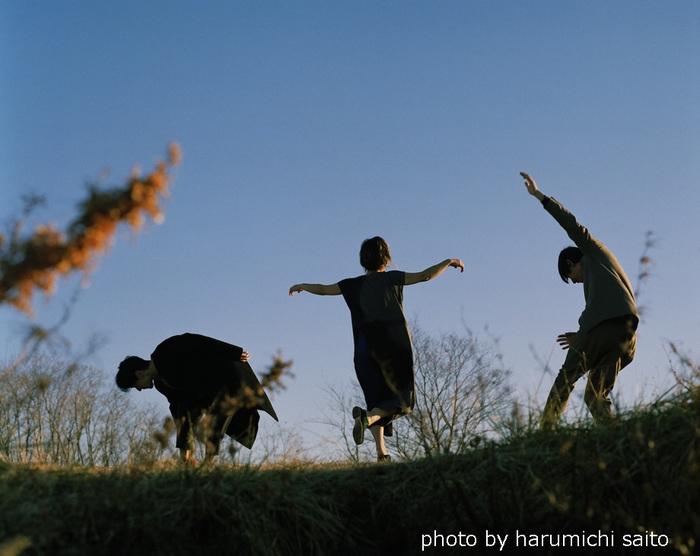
left=2, top=1, right=699, bottom=459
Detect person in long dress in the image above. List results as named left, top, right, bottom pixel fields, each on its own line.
left=289, top=236, right=464, bottom=461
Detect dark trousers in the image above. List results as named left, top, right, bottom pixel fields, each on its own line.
left=201, top=393, right=261, bottom=455
left=179, top=399, right=260, bottom=456
left=541, top=315, right=637, bottom=428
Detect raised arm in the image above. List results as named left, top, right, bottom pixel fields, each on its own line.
left=404, top=259, right=464, bottom=286
left=520, top=171, right=545, bottom=202
left=520, top=171, right=598, bottom=254
left=289, top=283, right=342, bottom=296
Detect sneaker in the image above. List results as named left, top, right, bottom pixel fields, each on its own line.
left=352, top=406, right=368, bottom=445
left=377, top=454, right=391, bottom=463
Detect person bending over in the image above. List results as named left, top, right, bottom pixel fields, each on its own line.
left=116, top=333, right=278, bottom=464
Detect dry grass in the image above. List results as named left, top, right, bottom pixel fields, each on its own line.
left=1, top=390, right=698, bottom=556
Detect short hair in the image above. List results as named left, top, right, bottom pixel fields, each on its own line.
left=359, top=236, right=392, bottom=272
left=115, top=356, right=149, bottom=392
left=558, top=246, right=583, bottom=283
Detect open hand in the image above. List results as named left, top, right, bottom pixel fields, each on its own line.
left=556, top=332, right=577, bottom=350
left=520, top=172, right=544, bottom=201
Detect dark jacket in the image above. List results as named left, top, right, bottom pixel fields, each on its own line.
left=151, top=333, right=278, bottom=449
left=544, top=198, right=638, bottom=333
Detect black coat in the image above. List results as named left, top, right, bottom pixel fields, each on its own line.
left=151, top=333, right=278, bottom=450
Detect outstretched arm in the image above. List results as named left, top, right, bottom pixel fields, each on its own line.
left=404, top=259, right=464, bottom=286
left=521, top=171, right=600, bottom=254
left=289, top=283, right=341, bottom=296
left=520, top=172, right=546, bottom=202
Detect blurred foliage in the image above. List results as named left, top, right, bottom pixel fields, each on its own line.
left=0, top=144, right=181, bottom=316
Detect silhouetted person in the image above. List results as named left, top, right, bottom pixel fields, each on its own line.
left=116, top=333, right=278, bottom=464
left=521, top=172, right=638, bottom=429
left=289, top=236, right=464, bottom=461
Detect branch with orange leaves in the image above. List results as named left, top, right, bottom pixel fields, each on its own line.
left=0, top=143, right=181, bottom=316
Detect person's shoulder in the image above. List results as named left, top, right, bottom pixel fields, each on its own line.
left=155, top=334, right=180, bottom=351
left=339, top=275, right=364, bottom=286
left=161, top=332, right=194, bottom=343
left=385, top=270, right=405, bottom=284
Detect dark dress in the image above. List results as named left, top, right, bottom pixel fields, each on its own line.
left=151, top=333, right=278, bottom=452
left=338, top=271, right=415, bottom=434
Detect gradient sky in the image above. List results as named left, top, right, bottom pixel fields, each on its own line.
left=2, top=1, right=699, bottom=459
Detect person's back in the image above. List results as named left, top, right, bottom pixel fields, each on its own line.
left=289, top=236, right=464, bottom=460
left=543, top=198, right=637, bottom=332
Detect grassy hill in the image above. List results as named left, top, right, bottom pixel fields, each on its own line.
left=1, top=392, right=698, bottom=556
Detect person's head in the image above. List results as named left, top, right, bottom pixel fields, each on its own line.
left=359, top=236, right=392, bottom=272
left=558, top=246, right=584, bottom=284
left=116, top=356, right=152, bottom=392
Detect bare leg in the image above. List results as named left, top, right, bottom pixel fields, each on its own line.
left=367, top=407, right=392, bottom=425
left=369, top=425, right=388, bottom=459
left=368, top=408, right=393, bottom=461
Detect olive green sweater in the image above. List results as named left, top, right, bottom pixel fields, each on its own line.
left=544, top=197, right=638, bottom=333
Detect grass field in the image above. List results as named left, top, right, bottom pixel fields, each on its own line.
left=1, top=383, right=698, bottom=556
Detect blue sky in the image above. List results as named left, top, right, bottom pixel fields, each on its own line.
left=1, top=1, right=699, bottom=459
